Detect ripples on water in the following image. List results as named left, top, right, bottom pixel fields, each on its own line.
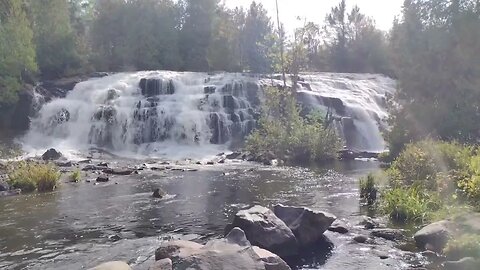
left=0, top=160, right=407, bottom=270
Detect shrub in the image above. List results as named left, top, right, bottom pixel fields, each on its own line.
left=9, top=162, right=60, bottom=193
left=381, top=186, right=442, bottom=224
left=246, top=87, right=341, bottom=163
left=444, top=234, right=480, bottom=260
left=70, top=169, right=81, bottom=183
left=388, top=140, right=472, bottom=191
left=360, top=174, right=377, bottom=205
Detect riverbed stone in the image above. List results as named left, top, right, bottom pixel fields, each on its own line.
left=328, top=220, right=349, bottom=234
left=371, top=229, right=405, bottom=241
left=155, top=228, right=275, bottom=270
left=225, top=205, right=299, bottom=257
left=88, top=261, right=131, bottom=270
left=444, top=257, right=478, bottom=270
left=353, top=235, right=369, bottom=243
left=359, top=216, right=380, bottom=229
left=42, top=148, right=62, bottom=160
left=96, top=175, right=109, bottom=182
left=252, top=246, right=291, bottom=270
left=0, top=180, right=9, bottom=191
left=102, top=168, right=134, bottom=175
left=149, top=258, right=172, bottom=270
left=273, top=204, right=336, bottom=247
left=153, top=188, right=166, bottom=198
left=414, top=220, right=454, bottom=252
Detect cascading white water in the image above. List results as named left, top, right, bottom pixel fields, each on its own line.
left=290, top=73, right=396, bottom=152
left=22, top=71, right=260, bottom=159
left=23, top=71, right=395, bottom=159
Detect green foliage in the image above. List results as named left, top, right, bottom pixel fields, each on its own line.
left=70, top=169, right=81, bottom=183
left=322, top=1, right=391, bottom=74
left=8, top=162, right=60, bottom=193
left=0, top=0, right=37, bottom=107
left=444, top=234, right=480, bottom=260
left=387, top=0, right=480, bottom=155
left=246, top=87, right=341, bottom=163
left=30, top=0, right=82, bottom=79
left=387, top=140, right=472, bottom=191
left=381, top=186, right=441, bottom=223
left=360, top=174, right=377, bottom=205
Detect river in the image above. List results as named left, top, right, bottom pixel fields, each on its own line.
left=0, top=159, right=420, bottom=270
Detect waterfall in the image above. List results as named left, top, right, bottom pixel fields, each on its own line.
left=22, top=71, right=260, bottom=159
left=22, top=71, right=395, bottom=159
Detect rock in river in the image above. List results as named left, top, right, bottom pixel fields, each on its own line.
left=96, top=175, right=109, bottom=183
left=155, top=227, right=290, bottom=270
left=0, top=180, right=9, bottom=192
left=328, top=220, right=349, bottom=234
left=414, top=220, right=454, bottom=252
left=88, top=261, right=131, bottom=270
left=225, top=205, right=299, bottom=257
left=273, top=204, right=336, bottom=247
left=152, top=188, right=166, bottom=198
left=42, top=148, right=62, bottom=160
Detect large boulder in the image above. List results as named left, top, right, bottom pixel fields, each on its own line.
left=0, top=180, right=9, bottom=192
left=273, top=204, right=336, bottom=247
left=42, top=148, right=62, bottom=160
left=155, top=227, right=290, bottom=270
left=414, top=220, right=455, bottom=252
left=225, top=205, right=299, bottom=257
left=88, top=261, right=131, bottom=270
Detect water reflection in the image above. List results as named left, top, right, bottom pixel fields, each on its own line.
left=0, top=161, right=382, bottom=269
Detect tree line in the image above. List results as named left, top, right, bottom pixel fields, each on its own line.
left=0, top=0, right=391, bottom=109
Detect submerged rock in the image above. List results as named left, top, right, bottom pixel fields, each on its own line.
left=353, top=235, right=369, bottom=243
left=225, top=205, right=299, bottom=257
left=414, top=220, right=454, bottom=252
left=102, top=168, right=134, bottom=176
left=88, top=261, right=131, bottom=270
left=96, top=175, right=109, bottom=182
left=152, top=188, right=166, bottom=198
left=273, top=204, right=336, bottom=247
left=42, top=148, right=62, bottom=160
left=371, top=229, right=405, bottom=241
left=444, top=257, right=478, bottom=270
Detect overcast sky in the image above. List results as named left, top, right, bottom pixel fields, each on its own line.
left=223, top=0, right=403, bottom=34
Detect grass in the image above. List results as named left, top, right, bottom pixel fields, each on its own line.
left=8, top=162, right=60, bottom=193
left=360, top=173, right=377, bottom=205
left=70, top=169, right=81, bottom=183
left=381, top=186, right=442, bottom=224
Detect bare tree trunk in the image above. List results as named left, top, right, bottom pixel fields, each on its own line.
left=275, top=0, right=286, bottom=89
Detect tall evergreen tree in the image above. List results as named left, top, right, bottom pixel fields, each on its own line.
left=179, top=0, right=218, bottom=71
left=242, top=1, right=274, bottom=73
left=30, top=0, right=81, bottom=79
left=0, top=0, right=37, bottom=106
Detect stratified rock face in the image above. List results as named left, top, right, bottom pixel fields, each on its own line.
left=155, top=227, right=290, bottom=270
left=88, top=261, right=131, bottom=270
left=414, top=220, right=454, bottom=252
left=42, top=148, right=62, bottom=160
left=273, top=204, right=336, bottom=247
left=225, top=205, right=299, bottom=257
left=139, top=78, right=175, bottom=97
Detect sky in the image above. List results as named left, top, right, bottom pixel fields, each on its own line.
left=224, top=0, right=403, bottom=34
